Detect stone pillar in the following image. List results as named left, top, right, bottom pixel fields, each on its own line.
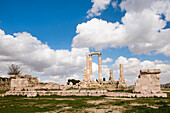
left=86, top=56, right=90, bottom=81
left=89, top=55, right=92, bottom=80
left=120, top=64, right=124, bottom=79
left=118, top=64, right=127, bottom=88
left=83, top=69, right=87, bottom=81
left=109, top=69, right=114, bottom=81
left=98, top=54, right=102, bottom=82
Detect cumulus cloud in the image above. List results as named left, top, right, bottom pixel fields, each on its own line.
left=0, top=29, right=89, bottom=84
left=112, top=56, right=170, bottom=85
left=92, top=62, right=110, bottom=81
left=72, top=0, right=170, bottom=56
left=102, top=57, right=113, bottom=63
left=87, top=0, right=111, bottom=18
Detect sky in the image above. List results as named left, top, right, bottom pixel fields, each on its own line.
left=0, top=0, right=170, bottom=85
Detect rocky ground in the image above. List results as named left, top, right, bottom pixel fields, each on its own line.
left=0, top=89, right=170, bottom=113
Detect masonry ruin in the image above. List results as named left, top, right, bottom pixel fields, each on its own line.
left=69, top=51, right=128, bottom=90
left=134, top=69, right=161, bottom=94
left=10, top=74, right=39, bottom=91
left=0, top=52, right=167, bottom=97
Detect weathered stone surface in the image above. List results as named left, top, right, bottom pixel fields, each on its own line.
left=10, top=74, right=39, bottom=91
left=4, top=90, right=167, bottom=97
left=140, top=69, right=161, bottom=74
left=85, top=51, right=103, bottom=82
left=118, top=64, right=127, bottom=89
left=0, top=77, right=10, bottom=90
left=109, top=70, right=114, bottom=81
left=134, top=69, right=161, bottom=94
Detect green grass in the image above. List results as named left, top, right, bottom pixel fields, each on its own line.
left=0, top=93, right=169, bottom=113
left=161, top=88, right=170, bottom=91
left=0, top=90, right=9, bottom=94
left=124, top=105, right=170, bottom=113
left=0, top=95, right=104, bottom=112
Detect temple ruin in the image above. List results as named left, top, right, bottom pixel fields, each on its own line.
left=1, top=52, right=167, bottom=98
left=83, top=51, right=102, bottom=82
left=79, top=51, right=127, bottom=90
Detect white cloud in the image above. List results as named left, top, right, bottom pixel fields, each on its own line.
left=120, top=0, right=156, bottom=12
left=154, top=60, right=163, bottom=64
left=0, top=29, right=89, bottom=84
left=102, top=57, right=113, bottom=63
left=120, top=0, right=170, bottom=21
left=87, top=0, right=111, bottom=18
left=72, top=0, right=170, bottom=56
left=88, top=62, right=111, bottom=80
left=112, top=56, right=170, bottom=85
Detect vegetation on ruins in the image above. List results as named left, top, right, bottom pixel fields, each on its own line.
left=7, top=64, right=21, bottom=75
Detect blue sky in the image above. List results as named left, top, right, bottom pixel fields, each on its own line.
left=0, top=0, right=170, bottom=85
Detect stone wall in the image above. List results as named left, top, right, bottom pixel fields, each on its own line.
left=4, top=90, right=167, bottom=98
left=134, top=69, right=161, bottom=94
left=10, top=74, right=39, bottom=91
left=0, top=77, right=10, bottom=90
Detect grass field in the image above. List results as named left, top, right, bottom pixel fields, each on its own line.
left=0, top=90, right=170, bottom=113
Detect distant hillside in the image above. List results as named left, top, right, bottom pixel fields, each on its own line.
left=161, top=83, right=170, bottom=88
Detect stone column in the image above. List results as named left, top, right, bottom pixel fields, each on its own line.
left=109, top=69, right=114, bottom=81
left=118, top=64, right=127, bottom=88
left=86, top=56, right=90, bottom=81
left=83, top=69, right=87, bottom=81
left=89, top=55, right=92, bottom=81
left=98, top=54, right=102, bottom=82
left=120, top=64, right=124, bottom=79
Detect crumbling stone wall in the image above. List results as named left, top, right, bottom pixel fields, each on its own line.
left=0, top=77, right=10, bottom=90
left=10, top=74, right=39, bottom=91
left=134, top=69, right=161, bottom=94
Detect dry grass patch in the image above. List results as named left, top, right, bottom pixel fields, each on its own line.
left=84, top=105, right=124, bottom=113
left=87, top=100, right=111, bottom=105
left=105, top=97, right=136, bottom=100
left=55, top=98, right=75, bottom=100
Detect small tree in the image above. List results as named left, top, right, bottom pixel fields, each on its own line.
left=67, top=79, right=80, bottom=85
left=7, top=64, right=21, bottom=75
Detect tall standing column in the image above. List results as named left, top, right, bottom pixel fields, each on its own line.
left=98, top=54, right=102, bottom=82
left=118, top=64, right=127, bottom=88
left=83, top=69, right=87, bottom=81
left=120, top=64, right=124, bottom=79
left=89, top=55, right=92, bottom=81
left=109, top=69, right=114, bottom=81
left=86, top=56, right=90, bottom=82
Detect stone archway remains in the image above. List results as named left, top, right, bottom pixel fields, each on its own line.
left=83, top=51, right=102, bottom=82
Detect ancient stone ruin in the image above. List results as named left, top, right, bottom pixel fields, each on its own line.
left=0, top=77, right=10, bottom=90
left=10, top=74, right=39, bottom=91
left=134, top=69, right=161, bottom=94
left=0, top=52, right=167, bottom=98
left=75, top=51, right=127, bottom=90
left=118, top=64, right=128, bottom=89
